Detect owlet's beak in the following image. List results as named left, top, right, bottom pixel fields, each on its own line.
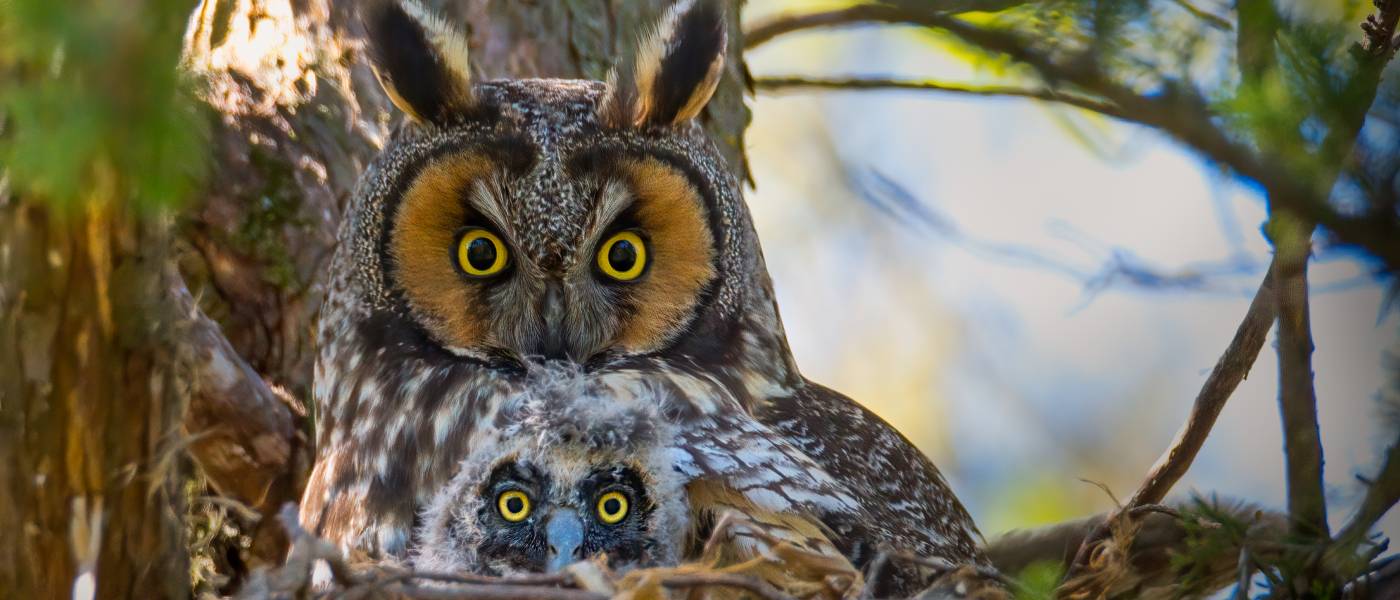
left=544, top=508, right=585, bottom=572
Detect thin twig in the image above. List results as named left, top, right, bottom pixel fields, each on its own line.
left=1168, top=0, right=1233, bottom=30
left=386, top=584, right=606, bottom=600
left=745, top=3, right=1025, bottom=49
left=1332, top=434, right=1400, bottom=554
left=1343, top=555, right=1400, bottom=598
left=877, top=549, right=1013, bottom=586
left=752, top=76, right=1127, bottom=118
left=700, top=510, right=743, bottom=561
left=746, top=5, right=894, bottom=49
left=660, top=573, right=795, bottom=600
left=860, top=553, right=891, bottom=600
left=276, top=504, right=361, bottom=588
left=1234, top=545, right=1253, bottom=599
left=1128, top=265, right=1279, bottom=508
left=1126, top=503, right=1186, bottom=521
left=363, top=569, right=577, bottom=588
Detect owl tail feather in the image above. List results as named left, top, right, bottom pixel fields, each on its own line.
left=984, top=495, right=1287, bottom=600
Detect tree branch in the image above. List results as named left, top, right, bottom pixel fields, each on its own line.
left=175, top=277, right=298, bottom=510
left=740, top=4, right=1400, bottom=269
left=1361, top=0, right=1400, bottom=58
left=744, top=2, right=1025, bottom=49
left=1127, top=264, right=1279, bottom=509
left=1333, top=431, right=1400, bottom=555
left=173, top=275, right=306, bottom=564
left=1062, top=266, right=1280, bottom=586
left=752, top=76, right=1128, bottom=119
left=1271, top=208, right=1330, bottom=544
left=1259, top=0, right=1400, bottom=557
left=660, top=574, right=794, bottom=600
left=746, top=5, right=912, bottom=49
left=1168, top=0, right=1233, bottom=31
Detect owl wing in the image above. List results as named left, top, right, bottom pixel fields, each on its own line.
left=680, top=479, right=865, bottom=599
left=668, top=406, right=860, bottom=519
left=751, top=381, right=991, bottom=596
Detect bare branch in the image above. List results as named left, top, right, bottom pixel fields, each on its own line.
left=1058, top=266, right=1279, bottom=587
left=1360, top=0, right=1400, bottom=58
left=746, top=5, right=900, bottom=49
left=660, top=574, right=794, bottom=600
left=383, top=584, right=606, bottom=600
left=1168, top=0, right=1233, bottom=30
left=1271, top=209, right=1330, bottom=543
left=173, top=276, right=301, bottom=513
left=875, top=549, right=1012, bottom=586
left=745, top=3, right=1024, bottom=49
left=1248, top=0, right=1395, bottom=548
left=1235, top=546, right=1253, bottom=599
left=1344, top=556, right=1400, bottom=598
left=753, top=76, right=1127, bottom=119
left=1127, top=265, right=1278, bottom=508
left=1333, top=434, right=1400, bottom=553
left=172, top=273, right=308, bottom=566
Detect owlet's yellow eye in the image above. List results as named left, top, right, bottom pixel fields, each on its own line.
left=456, top=227, right=509, bottom=277
left=596, top=231, right=647, bottom=282
left=497, top=490, right=531, bottom=522
left=596, top=491, right=629, bottom=525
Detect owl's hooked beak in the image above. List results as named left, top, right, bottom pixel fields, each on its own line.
left=544, top=508, right=584, bottom=572
left=537, top=281, right=572, bottom=361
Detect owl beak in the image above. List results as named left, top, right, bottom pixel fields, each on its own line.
left=538, top=281, right=572, bottom=361
left=544, top=508, right=584, bottom=572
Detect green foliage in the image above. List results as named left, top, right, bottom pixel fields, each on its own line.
left=920, top=0, right=1378, bottom=199
left=1174, top=497, right=1261, bottom=596
left=1010, top=561, right=1063, bottom=600
left=0, top=0, right=209, bottom=213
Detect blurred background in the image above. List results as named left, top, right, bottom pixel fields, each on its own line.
left=740, top=0, right=1399, bottom=542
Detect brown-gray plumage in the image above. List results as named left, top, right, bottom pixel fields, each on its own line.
left=300, top=0, right=988, bottom=593
left=413, top=372, right=854, bottom=579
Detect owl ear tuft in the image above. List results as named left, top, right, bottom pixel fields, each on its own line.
left=600, top=0, right=728, bottom=128
left=360, top=0, right=475, bottom=124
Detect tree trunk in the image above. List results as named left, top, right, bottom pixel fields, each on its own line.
left=0, top=202, right=191, bottom=598
left=1, top=0, right=750, bottom=597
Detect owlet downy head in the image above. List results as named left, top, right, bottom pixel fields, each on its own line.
left=412, top=384, right=690, bottom=575
left=412, top=370, right=858, bottom=578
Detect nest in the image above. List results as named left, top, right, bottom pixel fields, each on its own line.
left=231, top=506, right=1009, bottom=600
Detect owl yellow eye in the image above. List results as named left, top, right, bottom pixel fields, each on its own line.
left=596, top=491, right=629, bottom=525
left=596, top=231, right=647, bottom=282
left=497, top=490, right=531, bottom=522
left=456, top=227, right=509, bottom=277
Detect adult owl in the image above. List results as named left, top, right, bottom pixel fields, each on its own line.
left=301, top=0, right=988, bottom=592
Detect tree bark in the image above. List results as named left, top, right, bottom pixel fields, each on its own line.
left=0, top=200, right=191, bottom=598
